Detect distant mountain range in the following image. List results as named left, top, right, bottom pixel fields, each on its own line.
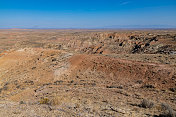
left=102, top=25, right=176, bottom=29
left=1, top=25, right=176, bottom=29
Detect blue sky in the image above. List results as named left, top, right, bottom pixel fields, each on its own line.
left=0, top=0, right=176, bottom=28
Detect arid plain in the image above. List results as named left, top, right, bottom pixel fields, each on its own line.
left=0, top=29, right=176, bottom=117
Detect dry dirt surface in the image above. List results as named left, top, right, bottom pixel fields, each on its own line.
left=0, top=29, right=176, bottom=117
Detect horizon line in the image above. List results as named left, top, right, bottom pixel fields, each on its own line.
left=1, top=27, right=176, bottom=30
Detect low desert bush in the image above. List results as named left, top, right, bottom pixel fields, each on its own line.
left=140, top=99, right=154, bottom=108
left=19, top=101, right=25, bottom=104
left=159, top=103, right=176, bottom=117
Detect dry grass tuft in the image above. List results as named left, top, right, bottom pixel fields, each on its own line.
left=39, top=97, right=49, bottom=104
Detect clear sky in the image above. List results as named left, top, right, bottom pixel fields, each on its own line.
left=0, top=0, right=176, bottom=29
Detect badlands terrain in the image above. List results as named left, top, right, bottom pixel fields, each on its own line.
left=0, top=29, right=176, bottom=117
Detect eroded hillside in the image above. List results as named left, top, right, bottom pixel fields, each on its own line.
left=0, top=29, right=176, bottom=117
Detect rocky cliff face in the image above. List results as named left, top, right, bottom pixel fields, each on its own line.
left=39, top=31, right=176, bottom=55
